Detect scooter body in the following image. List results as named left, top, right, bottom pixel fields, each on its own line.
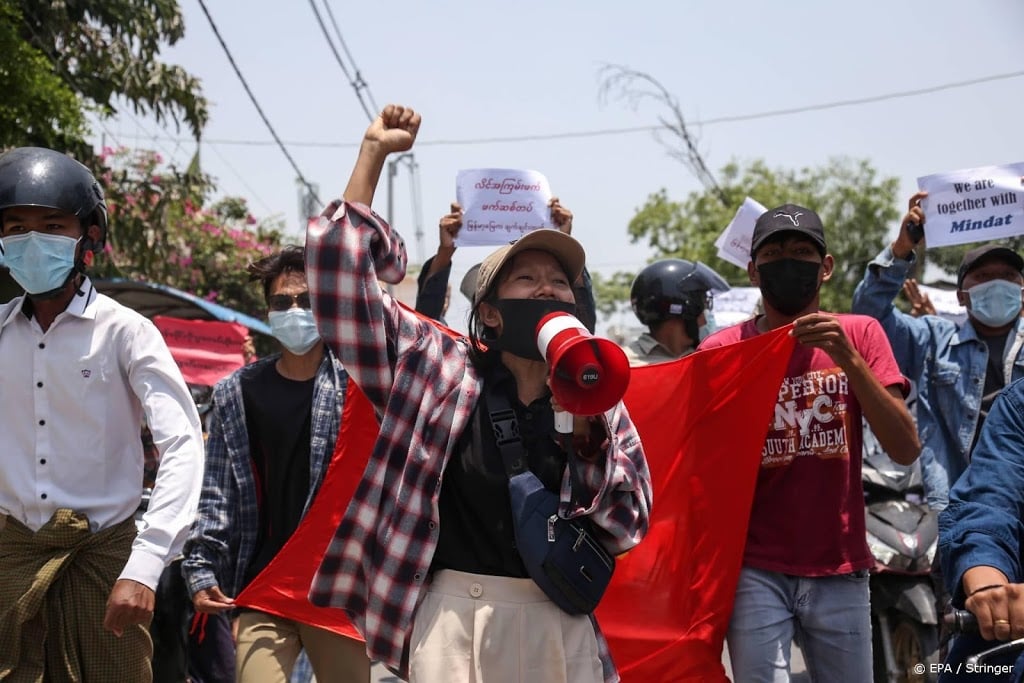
left=864, top=444, right=940, bottom=682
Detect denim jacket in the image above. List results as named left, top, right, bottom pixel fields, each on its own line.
left=181, top=349, right=347, bottom=599
left=851, top=244, right=1024, bottom=510
left=939, top=376, right=1024, bottom=605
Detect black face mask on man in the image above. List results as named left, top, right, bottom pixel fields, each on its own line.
left=486, top=298, right=577, bottom=360
left=757, top=258, right=821, bottom=316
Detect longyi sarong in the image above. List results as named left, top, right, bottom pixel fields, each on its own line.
left=0, top=509, right=152, bottom=682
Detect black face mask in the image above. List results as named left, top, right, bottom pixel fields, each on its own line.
left=757, top=258, right=821, bottom=316
left=487, top=298, right=577, bottom=360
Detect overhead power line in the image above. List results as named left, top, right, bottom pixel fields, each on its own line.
left=321, top=0, right=379, bottom=116
left=195, top=0, right=321, bottom=206
left=159, top=68, right=1024, bottom=149
left=306, top=0, right=377, bottom=121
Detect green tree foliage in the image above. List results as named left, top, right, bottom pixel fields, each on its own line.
left=91, top=148, right=286, bottom=318
left=0, top=1, right=86, bottom=152
left=915, top=238, right=1024, bottom=285
left=0, top=0, right=207, bottom=155
left=594, top=158, right=901, bottom=318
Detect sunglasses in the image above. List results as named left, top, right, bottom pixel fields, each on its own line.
left=267, top=292, right=311, bottom=312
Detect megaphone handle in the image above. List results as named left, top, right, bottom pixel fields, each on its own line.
left=555, top=410, right=573, bottom=435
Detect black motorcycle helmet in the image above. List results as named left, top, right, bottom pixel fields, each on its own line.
left=631, top=259, right=730, bottom=337
left=0, top=147, right=108, bottom=249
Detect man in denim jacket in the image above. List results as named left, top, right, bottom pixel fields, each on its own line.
left=938, top=376, right=1024, bottom=680
left=852, top=191, right=1024, bottom=511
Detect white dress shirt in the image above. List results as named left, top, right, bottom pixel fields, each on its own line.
left=0, top=278, right=204, bottom=589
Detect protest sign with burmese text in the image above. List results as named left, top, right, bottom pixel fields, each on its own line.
left=455, top=168, right=553, bottom=246
left=716, top=197, right=767, bottom=268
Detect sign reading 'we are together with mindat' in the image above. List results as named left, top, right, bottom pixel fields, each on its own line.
left=918, top=162, right=1024, bottom=248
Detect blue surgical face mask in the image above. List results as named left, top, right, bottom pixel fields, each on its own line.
left=268, top=308, right=321, bottom=355
left=968, top=279, right=1023, bottom=327
left=698, top=310, right=717, bottom=342
left=0, top=232, right=80, bottom=295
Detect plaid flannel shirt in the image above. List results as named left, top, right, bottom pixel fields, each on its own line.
left=181, top=350, right=346, bottom=600
left=306, top=200, right=652, bottom=680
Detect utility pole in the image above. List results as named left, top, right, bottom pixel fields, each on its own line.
left=386, top=152, right=425, bottom=264
left=297, top=177, right=320, bottom=231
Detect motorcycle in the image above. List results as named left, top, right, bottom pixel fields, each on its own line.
left=944, top=610, right=1024, bottom=681
left=863, top=436, right=941, bottom=682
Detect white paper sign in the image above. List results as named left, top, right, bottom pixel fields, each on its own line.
left=916, top=284, right=966, bottom=325
left=713, top=286, right=761, bottom=327
left=917, top=162, right=1024, bottom=248
left=715, top=197, right=767, bottom=268
left=454, top=169, right=553, bottom=247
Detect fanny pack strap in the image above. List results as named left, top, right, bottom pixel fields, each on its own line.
left=485, top=383, right=528, bottom=478
left=484, top=383, right=584, bottom=508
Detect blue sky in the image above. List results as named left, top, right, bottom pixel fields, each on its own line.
left=94, top=0, right=1024, bottom=331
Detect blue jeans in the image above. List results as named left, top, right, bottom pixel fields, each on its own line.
left=727, top=566, right=872, bottom=683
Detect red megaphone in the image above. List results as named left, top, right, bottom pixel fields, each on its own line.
left=535, top=312, right=631, bottom=420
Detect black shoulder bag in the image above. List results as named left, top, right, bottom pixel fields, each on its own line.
left=487, top=385, right=615, bottom=615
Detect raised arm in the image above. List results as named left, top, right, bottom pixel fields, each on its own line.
left=343, top=105, right=420, bottom=206
left=851, top=191, right=938, bottom=378
left=305, top=105, right=424, bottom=410
left=415, top=202, right=461, bottom=320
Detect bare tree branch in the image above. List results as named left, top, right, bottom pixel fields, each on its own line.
left=598, top=64, right=729, bottom=207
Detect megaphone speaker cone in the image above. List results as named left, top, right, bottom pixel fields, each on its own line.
left=549, top=337, right=630, bottom=415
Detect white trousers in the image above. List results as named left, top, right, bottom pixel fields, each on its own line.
left=408, top=569, right=604, bottom=683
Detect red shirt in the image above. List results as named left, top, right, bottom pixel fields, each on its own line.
left=700, top=314, right=907, bottom=576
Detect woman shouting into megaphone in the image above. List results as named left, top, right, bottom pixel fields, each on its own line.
left=304, top=104, right=652, bottom=683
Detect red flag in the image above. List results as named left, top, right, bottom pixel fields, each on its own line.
left=237, top=324, right=795, bottom=680
left=597, top=326, right=795, bottom=682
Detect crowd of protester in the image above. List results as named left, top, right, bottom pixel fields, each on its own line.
left=2, top=106, right=1024, bottom=683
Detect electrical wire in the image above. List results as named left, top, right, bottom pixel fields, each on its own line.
left=195, top=0, right=321, bottom=206
left=204, top=142, right=276, bottom=215
left=306, top=0, right=375, bottom=121
left=20, top=18, right=127, bottom=152
left=119, top=108, right=185, bottom=167
left=321, top=0, right=379, bottom=115
left=156, top=68, right=1024, bottom=149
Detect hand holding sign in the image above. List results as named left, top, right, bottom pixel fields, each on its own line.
left=439, top=202, right=462, bottom=251
left=893, top=191, right=929, bottom=259
left=549, top=197, right=573, bottom=235
left=916, top=162, right=1024, bottom=248
left=454, top=169, right=553, bottom=246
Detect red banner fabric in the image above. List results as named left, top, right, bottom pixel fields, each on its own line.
left=596, top=326, right=795, bottom=682
left=236, top=325, right=795, bottom=680
left=234, top=384, right=378, bottom=640
left=153, top=316, right=248, bottom=387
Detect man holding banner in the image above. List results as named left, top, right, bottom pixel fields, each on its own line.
left=700, top=203, right=920, bottom=682
left=852, top=192, right=1024, bottom=511
left=181, top=246, right=368, bottom=682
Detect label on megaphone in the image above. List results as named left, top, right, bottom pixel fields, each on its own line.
left=535, top=312, right=631, bottom=416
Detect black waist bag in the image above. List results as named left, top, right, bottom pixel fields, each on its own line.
left=488, top=385, right=615, bottom=615
left=507, top=469, right=615, bottom=615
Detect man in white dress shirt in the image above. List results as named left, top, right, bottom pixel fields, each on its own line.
left=0, top=147, right=204, bottom=682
